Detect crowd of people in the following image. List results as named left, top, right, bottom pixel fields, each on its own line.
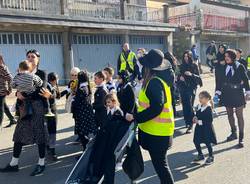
left=0, top=41, right=249, bottom=183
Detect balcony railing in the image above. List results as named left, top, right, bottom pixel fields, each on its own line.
left=68, top=0, right=121, bottom=20
left=127, top=4, right=163, bottom=22
left=203, top=14, right=248, bottom=32
left=0, top=0, right=61, bottom=15
left=0, top=0, right=164, bottom=23
left=168, top=11, right=249, bottom=32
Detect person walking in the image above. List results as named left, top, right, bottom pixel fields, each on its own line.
left=0, top=54, right=12, bottom=129
left=177, top=51, right=202, bottom=133
left=126, top=49, right=175, bottom=184
left=0, top=49, right=49, bottom=176
left=206, top=41, right=217, bottom=73
left=216, top=49, right=250, bottom=148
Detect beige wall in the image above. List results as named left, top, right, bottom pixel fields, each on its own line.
left=241, top=0, right=250, bottom=5
left=146, top=0, right=165, bottom=8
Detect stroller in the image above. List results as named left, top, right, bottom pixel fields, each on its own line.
left=65, top=122, right=143, bottom=184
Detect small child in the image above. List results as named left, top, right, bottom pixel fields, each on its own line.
left=12, top=60, right=43, bottom=119
left=92, top=71, right=108, bottom=128
left=103, top=67, right=116, bottom=93
left=72, top=71, right=97, bottom=151
left=46, top=72, right=60, bottom=161
left=193, top=91, right=217, bottom=165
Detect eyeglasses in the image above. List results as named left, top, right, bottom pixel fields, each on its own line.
left=71, top=74, right=77, bottom=76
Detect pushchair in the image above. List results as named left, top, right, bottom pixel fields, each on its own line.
left=65, top=122, right=143, bottom=184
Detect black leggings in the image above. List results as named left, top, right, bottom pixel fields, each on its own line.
left=195, top=143, right=213, bottom=157
left=13, top=142, right=46, bottom=158
left=0, top=96, right=5, bottom=126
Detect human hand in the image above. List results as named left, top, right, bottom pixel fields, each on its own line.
left=213, top=60, right=218, bottom=64
left=16, top=91, right=25, bottom=100
left=39, top=88, right=52, bottom=99
left=193, top=116, right=198, bottom=124
left=184, top=71, right=192, bottom=76
left=180, top=76, right=185, bottom=81
left=125, top=113, right=134, bottom=122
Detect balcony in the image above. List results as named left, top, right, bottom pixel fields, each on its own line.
left=0, top=0, right=164, bottom=23
left=168, top=11, right=249, bottom=32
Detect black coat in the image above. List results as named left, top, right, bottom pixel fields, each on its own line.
left=93, top=86, right=108, bottom=127
left=177, top=62, right=202, bottom=91
left=193, top=105, right=217, bottom=145
left=216, top=62, right=250, bottom=107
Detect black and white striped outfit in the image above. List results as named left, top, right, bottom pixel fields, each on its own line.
left=12, top=72, right=43, bottom=94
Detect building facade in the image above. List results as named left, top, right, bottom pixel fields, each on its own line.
left=0, top=0, right=176, bottom=83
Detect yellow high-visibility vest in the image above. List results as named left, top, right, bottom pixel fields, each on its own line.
left=119, top=51, right=136, bottom=72
left=138, top=77, right=175, bottom=136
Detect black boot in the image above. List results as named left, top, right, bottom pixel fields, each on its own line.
left=0, top=164, right=19, bottom=172
left=238, top=133, right=244, bottom=148
left=47, top=148, right=58, bottom=161
left=30, top=165, right=45, bottom=176
left=227, top=132, right=237, bottom=142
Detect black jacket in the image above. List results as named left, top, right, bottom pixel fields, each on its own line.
left=177, top=62, right=202, bottom=90
left=93, top=85, right=108, bottom=127
left=237, top=57, right=247, bottom=70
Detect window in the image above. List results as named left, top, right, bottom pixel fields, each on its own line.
left=40, top=34, right=44, bottom=44
left=20, top=34, right=25, bottom=44
left=0, top=35, right=1, bottom=44
left=26, top=34, right=30, bottom=44
left=35, top=34, right=40, bottom=44
left=81, top=36, right=85, bottom=44
left=44, top=34, right=48, bottom=44
left=31, top=34, right=35, bottom=44
left=48, top=34, right=53, bottom=44
left=8, top=34, right=13, bottom=44
left=86, top=36, right=89, bottom=44
left=58, top=35, right=62, bottom=44
left=14, top=34, right=19, bottom=44
left=2, top=34, right=7, bottom=44
left=78, top=36, right=82, bottom=44
left=53, top=34, right=57, bottom=44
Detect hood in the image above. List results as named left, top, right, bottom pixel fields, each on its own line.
left=155, top=68, right=175, bottom=87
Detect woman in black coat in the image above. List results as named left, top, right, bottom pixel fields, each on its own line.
left=0, top=49, right=49, bottom=176
left=177, top=50, right=202, bottom=134
left=216, top=49, right=250, bottom=148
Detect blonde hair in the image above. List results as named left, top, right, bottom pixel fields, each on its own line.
left=105, top=92, right=120, bottom=107
left=70, top=67, right=80, bottom=75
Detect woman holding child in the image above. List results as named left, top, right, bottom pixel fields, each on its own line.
left=0, top=49, right=49, bottom=176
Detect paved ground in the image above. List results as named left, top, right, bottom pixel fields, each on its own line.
left=0, top=75, right=250, bottom=184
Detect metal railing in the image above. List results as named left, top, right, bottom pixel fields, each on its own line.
left=203, top=14, right=248, bottom=32
left=126, top=4, right=163, bottom=22
left=168, top=12, right=199, bottom=28
left=0, top=0, right=61, bottom=15
left=68, top=0, right=120, bottom=19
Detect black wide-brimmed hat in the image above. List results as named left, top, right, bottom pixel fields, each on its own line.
left=139, top=49, right=171, bottom=71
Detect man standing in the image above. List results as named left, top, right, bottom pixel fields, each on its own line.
left=206, top=41, right=217, bottom=73
left=191, top=44, right=202, bottom=74
left=117, top=43, right=141, bottom=81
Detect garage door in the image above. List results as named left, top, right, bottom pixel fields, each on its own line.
left=72, top=34, right=122, bottom=73
left=129, top=35, right=165, bottom=53
left=0, top=32, right=64, bottom=83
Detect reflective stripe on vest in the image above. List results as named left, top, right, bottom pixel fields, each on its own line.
left=119, top=52, right=135, bottom=72
left=138, top=77, right=175, bottom=136
left=247, top=57, right=250, bottom=70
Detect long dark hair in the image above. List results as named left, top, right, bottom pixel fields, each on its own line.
left=182, top=50, right=193, bottom=65
left=142, top=67, right=155, bottom=89
left=77, top=70, right=92, bottom=95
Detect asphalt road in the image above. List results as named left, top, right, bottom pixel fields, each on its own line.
left=0, top=76, right=250, bottom=184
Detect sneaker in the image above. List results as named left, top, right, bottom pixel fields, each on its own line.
left=186, top=126, right=193, bottom=134
left=0, top=164, right=19, bottom=172
left=30, top=165, right=45, bottom=176
left=226, top=133, right=238, bottom=142
left=193, top=155, right=205, bottom=162
left=238, top=141, right=244, bottom=148
left=4, top=119, right=17, bottom=128
left=205, top=156, right=214, bottom=165
left=45, top=112, right=55, bottom=117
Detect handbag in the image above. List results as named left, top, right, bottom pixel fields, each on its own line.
left=122, top=138, right=144, bottom=180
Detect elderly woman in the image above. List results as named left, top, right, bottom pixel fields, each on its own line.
left=0, top=55, right=12, bottom=128
left=216, top=49, right=250, bottom=148
left=0, top=50, right=50, bottom=176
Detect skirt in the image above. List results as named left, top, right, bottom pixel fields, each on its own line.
left=13, top=100, right=48, bottom=145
